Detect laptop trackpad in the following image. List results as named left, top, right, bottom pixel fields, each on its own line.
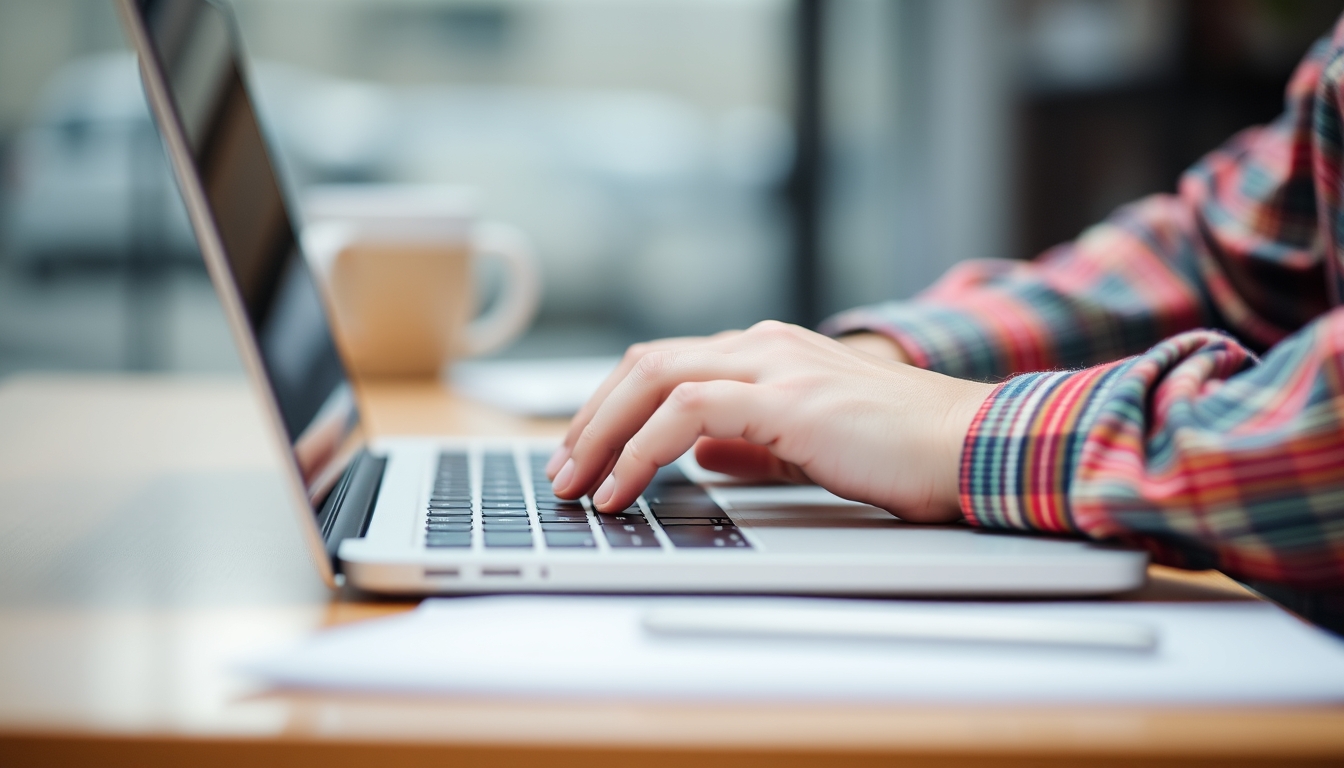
left=717, top=485, right=896, bottom=525
left=711, top=485, right=972, bottom=554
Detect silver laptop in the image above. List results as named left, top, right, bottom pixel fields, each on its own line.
left=118, top=0, right=1147, bottom=596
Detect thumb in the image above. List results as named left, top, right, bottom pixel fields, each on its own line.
left=693, top=437, right=809, bottom=484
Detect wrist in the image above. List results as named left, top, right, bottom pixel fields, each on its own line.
left=937, top=379, right=997, bottom=514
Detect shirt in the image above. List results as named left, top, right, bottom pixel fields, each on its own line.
left=822, top=16, right=1344, bottom=590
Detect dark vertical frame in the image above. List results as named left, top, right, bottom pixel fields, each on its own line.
left=788, top=0, right=825, bottom=327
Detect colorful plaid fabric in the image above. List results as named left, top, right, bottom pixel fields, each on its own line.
left=822, top=18, right=1344, bottom=588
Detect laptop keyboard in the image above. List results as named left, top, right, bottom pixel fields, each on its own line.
left=424, top=450, right=752, bottom=551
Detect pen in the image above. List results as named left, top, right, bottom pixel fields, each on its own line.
left=642, top=605, right=1158, bottom=652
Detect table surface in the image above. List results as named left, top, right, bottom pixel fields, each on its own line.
left=1, top=373, right=1342, bottom=767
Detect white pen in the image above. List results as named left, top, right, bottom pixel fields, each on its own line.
left=642, top=605, right=1159, bottom=652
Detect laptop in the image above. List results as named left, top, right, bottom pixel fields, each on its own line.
left=117, top=0, right=1148, bottom=596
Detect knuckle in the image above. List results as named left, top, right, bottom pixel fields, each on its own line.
left=623, top=342, right=649, bottom=363
left=748, top=319, right=793, bottom=340
left=668, top=381, right=707, bottom=411
left=631, top=350, right=671, bottom=382
left=578, top=420, right=603, bottom=448
left=623, top=438, right=650, bottom=468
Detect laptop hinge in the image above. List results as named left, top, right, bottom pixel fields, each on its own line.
left=315, top=449, right=387, bottom=573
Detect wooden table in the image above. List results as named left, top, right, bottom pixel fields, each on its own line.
left=0, top=373, right=1341, bottom=767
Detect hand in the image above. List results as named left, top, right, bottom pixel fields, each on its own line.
left=546, top=321, right=994, bottom=522
left=837, top=332, right=911, bottom=364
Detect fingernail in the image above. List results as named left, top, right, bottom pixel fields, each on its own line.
left=592, top=474, right=615, bottom=509
left=551, top=458, right=576, bottom=493
left=545, top=445, right=570, bottom=479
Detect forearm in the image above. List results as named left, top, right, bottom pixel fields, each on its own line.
left=824, top=29, right=1336, bottom=380
left=822, top=196, right=1217, bottom=381
left=961, top=311, right=1344, bottom=588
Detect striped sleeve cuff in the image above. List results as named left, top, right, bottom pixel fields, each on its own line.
left=959, top=361, right=1132, bottom=533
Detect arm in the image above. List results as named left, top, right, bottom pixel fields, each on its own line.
left=823, top=31, right=1335, bottom=381
left=964, top=310, right=1344, bottom=588
left=548, top=314, right=1344, bottom=590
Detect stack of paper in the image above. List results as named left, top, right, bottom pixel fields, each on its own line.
left=246, top=596, right=1344, bottom=704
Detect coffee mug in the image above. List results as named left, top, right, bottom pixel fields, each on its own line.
left=302, top=184, right=540, bottom=379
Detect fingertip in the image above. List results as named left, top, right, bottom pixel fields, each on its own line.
left=551, top=458, right=576, bottom=496
left=591, top=474, right=616, bottom=510
left=544, top=444, right=571, bottom=479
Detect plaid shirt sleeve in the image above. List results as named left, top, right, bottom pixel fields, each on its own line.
left=821, top=18, right=1344, bottom=587
left=964, top=317, right=1344, bottom=588
left=820, top=32, right=1335, bottom=381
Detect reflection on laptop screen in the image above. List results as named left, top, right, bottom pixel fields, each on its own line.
left=135, top=0, right=359, bottom=505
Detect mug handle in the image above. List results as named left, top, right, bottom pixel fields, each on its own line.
left=464, top=221, right=541, bottom=357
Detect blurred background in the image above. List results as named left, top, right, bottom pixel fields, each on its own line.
left=1, top=0, right=1341, bottom=379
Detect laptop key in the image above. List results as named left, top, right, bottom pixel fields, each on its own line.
left=484, top=531, right=533, bottom=548
left=656, top=518, right=735, bottom=527
left=425, top=522, right=472, bottom=532
left=662, top=525, right=751, bottom=549
left=534, top=499, right=576, bottom=508
left=426, top=532, right=472, bottom=548
left=544, top=530, right=597, bottom=548
left=430, top=511, right=478, bottom=521
left=428, top=500, right=473, bottom=509
left=481, top=508, right=528, bottom=518
left=607, top=523, right=655, bottom=535
left=538, top=514, right=588, bottom=525
left=539, top=521, right=589, bottom=531
left=482, top=518, right=530, bottom=528
left=535, top=505, right=586, bottom=515
left=603, top=529, right=661, bottom=548
left=480, top=500, right=527, bottom=509
left=595, top=513, right=645, bottom=525
left=650, top=504, right=723, bottom=519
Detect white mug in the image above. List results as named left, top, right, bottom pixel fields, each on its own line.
left=302, top=184, right=540, bottom=379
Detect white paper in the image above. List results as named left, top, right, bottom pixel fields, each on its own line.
left=450, top=356, right=619, bottom=417
left=245, top=596, right=1344, bottom=704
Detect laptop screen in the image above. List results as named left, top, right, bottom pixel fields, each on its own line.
left=133, top=0, right=361, bottom=506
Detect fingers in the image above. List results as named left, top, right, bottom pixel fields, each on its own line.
left=590, top=380, right=770, bottom=511
left=551, top=321, right=829, bottom=500
left=693, top=438, right=809, bottom=484
left=551, top=347, right=759, bottom=498
left=539, top=319, right=983, bottom=522
left=547, top=331, right=741, bottom=479
left=550, top=339, right=683, bottom=476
